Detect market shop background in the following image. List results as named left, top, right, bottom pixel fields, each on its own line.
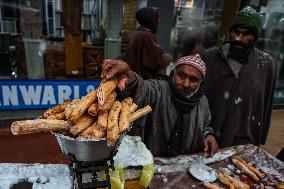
left=0, top=0, right=283, bottom=97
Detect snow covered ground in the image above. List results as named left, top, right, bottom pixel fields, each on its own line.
left=0, top=163, right=72, bottom=189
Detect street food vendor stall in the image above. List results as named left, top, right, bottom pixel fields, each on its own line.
left=0, top=1, right=284, bottom=189
left=1, top=136, right=284, bottom=189
left=2, top=61, right=284, bottom=189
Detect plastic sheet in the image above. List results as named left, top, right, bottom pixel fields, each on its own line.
left=101, top=164, right=154, bottom=189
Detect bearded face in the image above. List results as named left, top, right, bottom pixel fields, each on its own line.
left=174, top=65, right=203, bottom=98
left=229, top=27, right=255, bottom=62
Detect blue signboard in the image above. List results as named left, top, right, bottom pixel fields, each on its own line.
left=0, top=80, right=101, bottom=110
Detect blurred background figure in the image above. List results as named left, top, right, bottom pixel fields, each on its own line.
left=201, top=24, right=219, bottom=50
left=175, top=24, right=219, bottom=59
left=123, top=7, right=172, bottom=79
left=180, top=28, right=204, bottom=56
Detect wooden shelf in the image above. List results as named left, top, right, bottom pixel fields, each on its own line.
left=44, top=0, right=96, bottom=41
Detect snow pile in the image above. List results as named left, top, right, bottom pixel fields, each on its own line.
left=113, top=135, right=153, bottom=168
left=0, top=163, right=72, bottom=189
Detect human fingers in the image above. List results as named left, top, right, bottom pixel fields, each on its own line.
left=102, top=59, right=111, bottom=69
left=100, top=78, right=108, bottom=84
left=106, top=61, right=130, bottom=80
left=210, top=142, right=215, bottom=157
left=203, top=139, right=209, bottom=155
left=207, top=136, right=219, bottom=157
left=211, top=141, right=219, bottom=157
left=105, top=66, right=120, bottom=80
left=101, top=60, right=109, bottom=78
left=101, top=59, right=115, bottom=79
left=101, top=60, right=121, bottom=80
left=118, top=77, right=128, bottom=91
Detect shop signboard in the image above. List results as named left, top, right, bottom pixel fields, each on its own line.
left=0, top=80, right=100, bottom=110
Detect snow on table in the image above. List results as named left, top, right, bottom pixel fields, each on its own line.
left=151, top=145, right=284, bottom=188
left=0, top=163, right=72, bottom=189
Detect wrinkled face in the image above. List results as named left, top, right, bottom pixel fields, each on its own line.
left=174, top=65, right=203, bottom=96
left=230, top=27, right=255, bottom=57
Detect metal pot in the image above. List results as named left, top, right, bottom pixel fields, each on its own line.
left=53, top=132, right=116, bottom=162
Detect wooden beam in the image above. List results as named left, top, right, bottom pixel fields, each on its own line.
left=219, top=0, right=241, bottom=42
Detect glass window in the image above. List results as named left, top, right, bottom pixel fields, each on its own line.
left=255, top=0, right=284, bottom=107
left=171, top=0, right=223, bottom=60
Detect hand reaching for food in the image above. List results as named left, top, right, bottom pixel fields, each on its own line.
left=101, top=59, right=136, bottom=91
left=203, top=135, right=219, bottom=157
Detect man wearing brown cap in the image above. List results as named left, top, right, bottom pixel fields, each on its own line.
left=201, top=6, right=278, bottom=148
left=101, top=54, right=218, bottom=157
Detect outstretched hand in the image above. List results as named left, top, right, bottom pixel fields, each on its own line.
left=203, top=135, right=219, bottom=157
left=101, top=59, right=136, bottom=90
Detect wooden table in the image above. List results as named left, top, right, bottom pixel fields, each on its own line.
left=150, top=144, right=284, bottom=189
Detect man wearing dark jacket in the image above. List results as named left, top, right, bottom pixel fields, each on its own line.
left=102, top=54, right=218, bottom=157
left=201, top=6, right=278, bottom=148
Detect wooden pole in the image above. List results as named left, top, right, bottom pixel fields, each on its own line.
left=218, top=0, right=241, bottom=43
left=64, top=33, right=83, bottom=76
left=62, top=0, right=83, bottom=76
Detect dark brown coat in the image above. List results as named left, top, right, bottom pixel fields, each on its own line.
left=126, top=27, right=171, bottom=79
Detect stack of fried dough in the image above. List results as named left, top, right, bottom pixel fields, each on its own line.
left=11, top=80, right=152, bottom=146
left=202, top=168, right=251, bottom=189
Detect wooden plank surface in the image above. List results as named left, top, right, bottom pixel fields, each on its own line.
left=151, top=144, right=284, bottom=188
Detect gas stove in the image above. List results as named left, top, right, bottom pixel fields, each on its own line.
left=68, top=154, right=114, bottom=189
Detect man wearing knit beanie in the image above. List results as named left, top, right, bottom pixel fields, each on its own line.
left=230, top=6, right=261, bottom=39
left=229, top=6, right=262, bottom=63
left=101, top=56, right=219, bottom=157
left=201, top=6, right=278, bottom=148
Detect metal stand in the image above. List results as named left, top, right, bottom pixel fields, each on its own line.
left=68, top=154, right=114, bottom=189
